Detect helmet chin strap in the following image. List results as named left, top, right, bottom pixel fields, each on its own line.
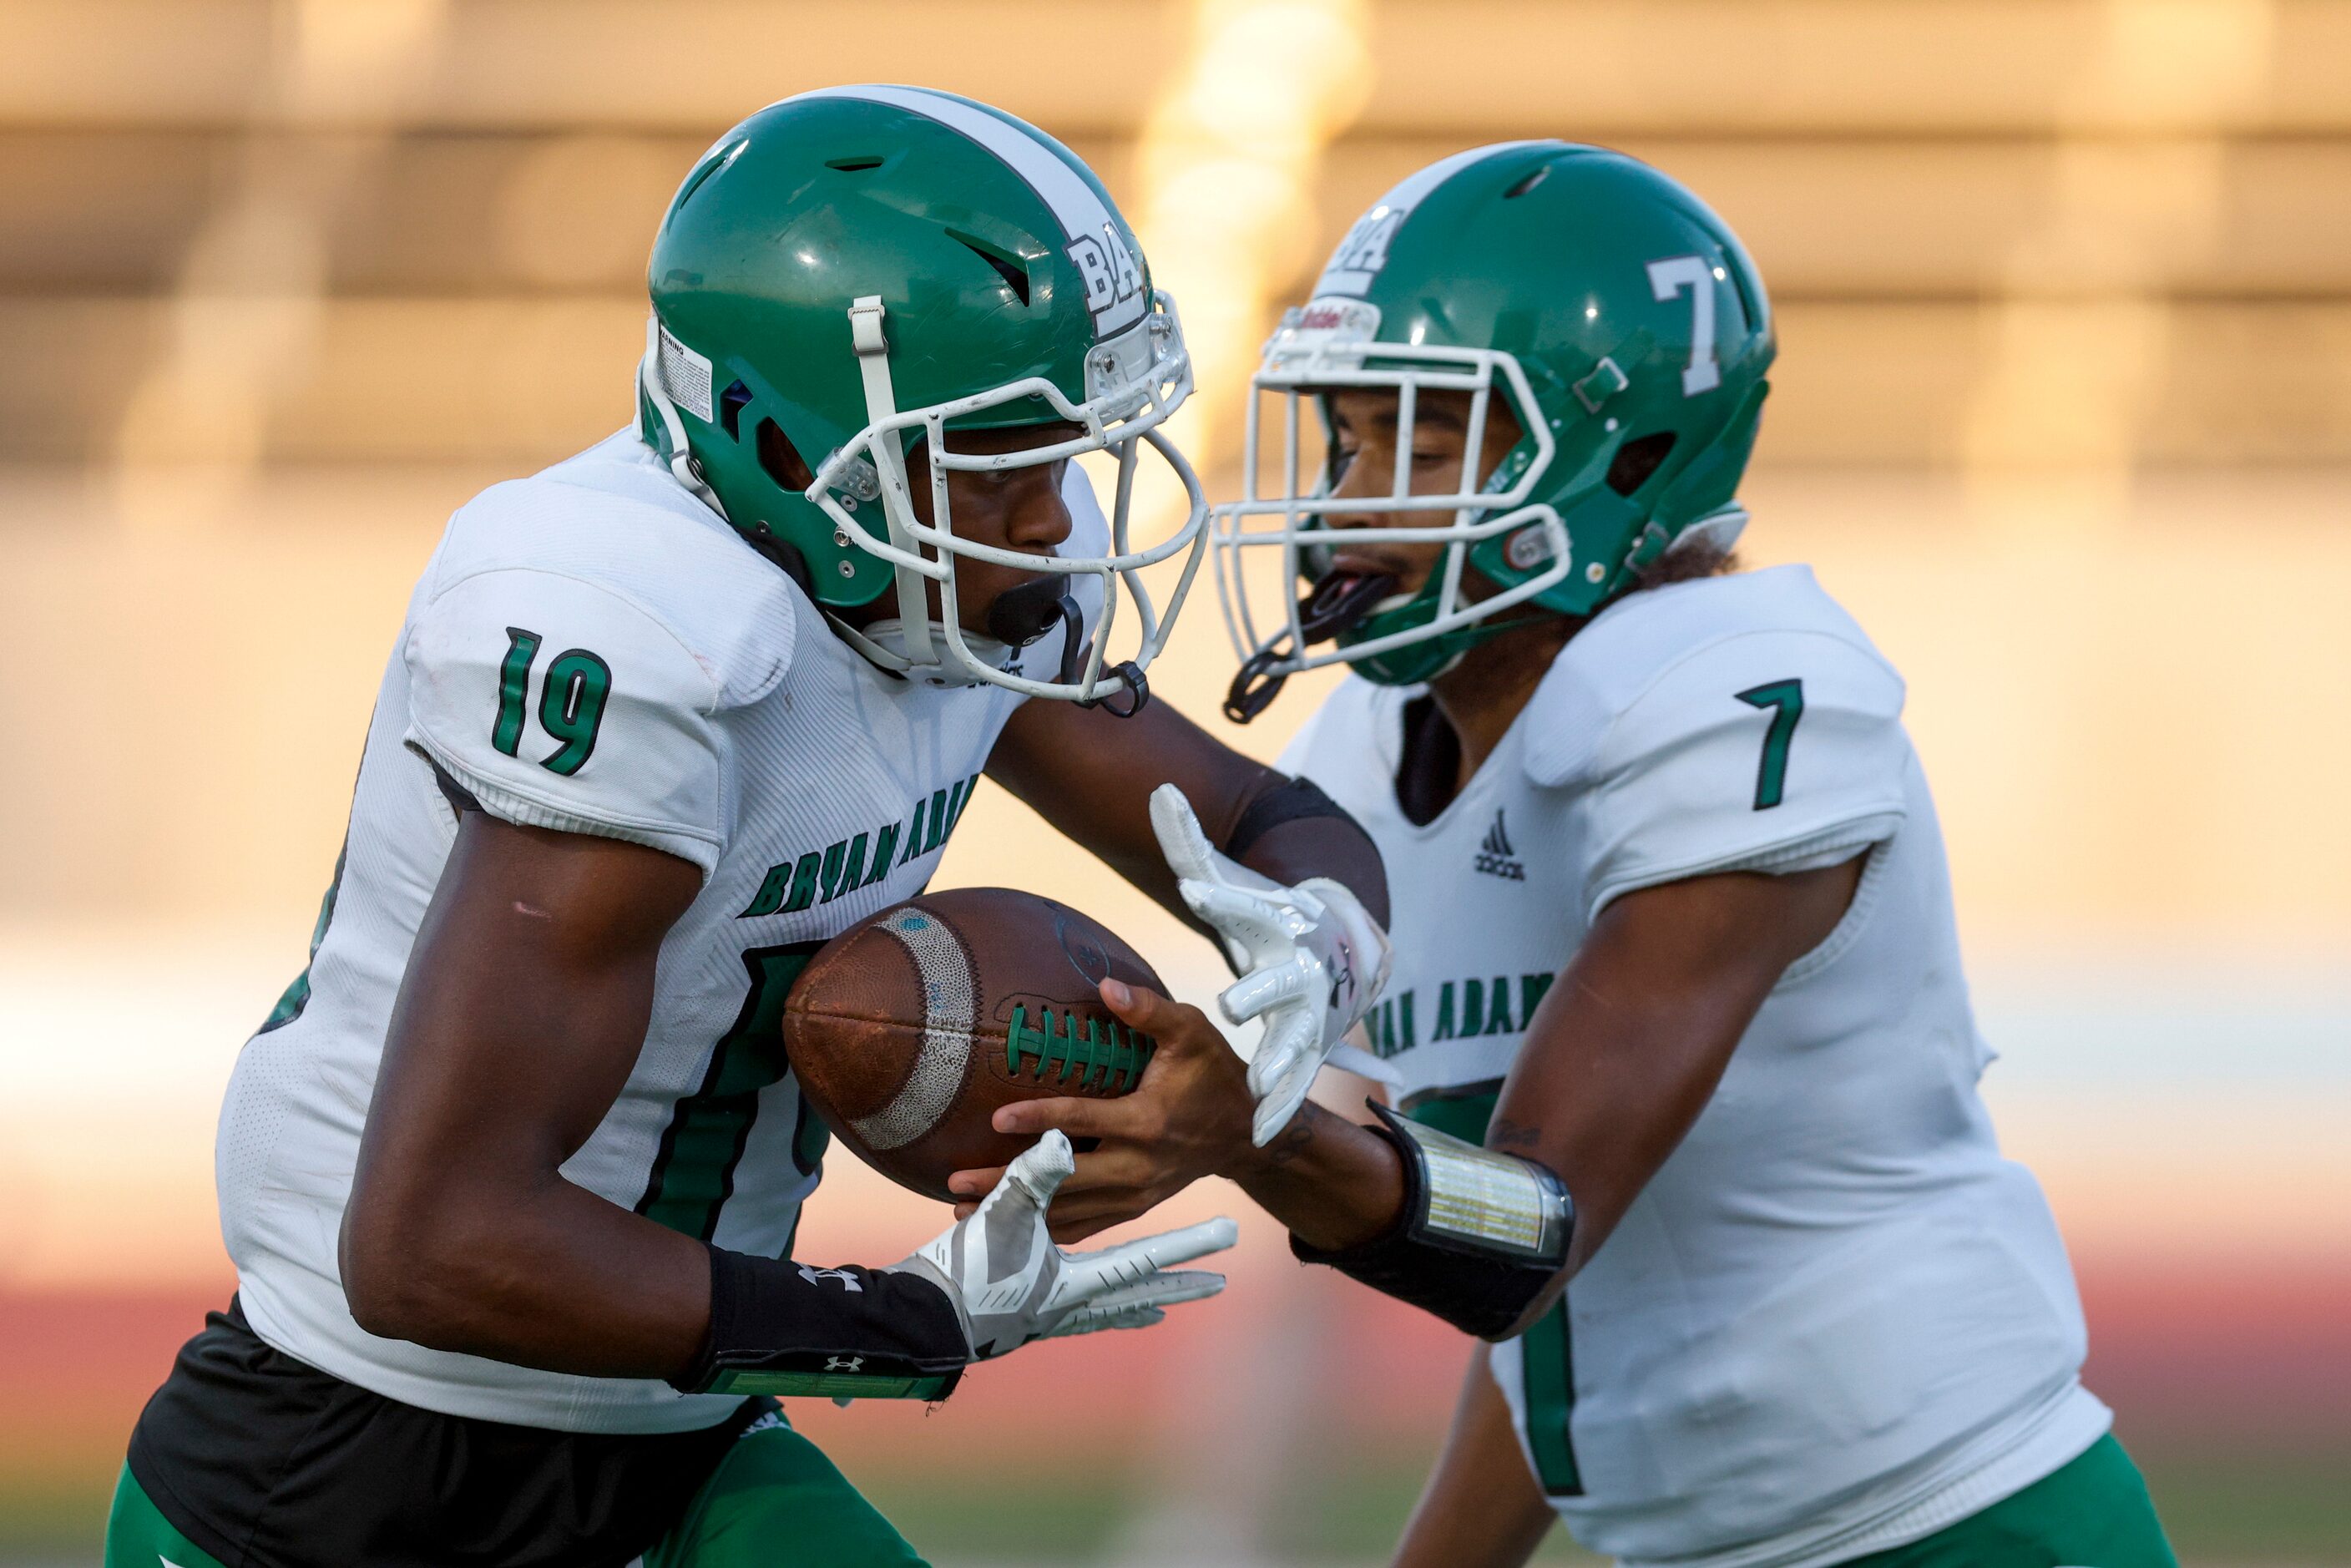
left=640, top=315, right=728, bottom=518
left=1667, top=501, right=1749, bottom=558
left=847, top=296, right=938, bottom=670
left=988, top=576, right=1149, bottom=716
left=827, top=613, right=1015, bottom=688
left=1224, top=569, right=1397, bottom=724
left=822, top=575, right=1056, bottom=689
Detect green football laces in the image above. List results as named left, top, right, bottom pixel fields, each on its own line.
left=1004, top=1003, right=1155, bottom=1092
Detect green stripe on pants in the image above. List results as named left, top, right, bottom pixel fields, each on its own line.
left=648, top=1413, right=929, bottom=1567
left=104, top=1467, right=228, bottom=1568
left=1834, top=1434, right=2178, bottom=1568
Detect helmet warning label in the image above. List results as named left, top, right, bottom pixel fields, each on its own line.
left=658, top=323, right=715, bottom=423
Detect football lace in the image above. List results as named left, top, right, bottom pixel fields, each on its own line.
left=1004, top=1003, right=1155, bottom=1092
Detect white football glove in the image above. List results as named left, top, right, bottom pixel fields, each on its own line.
left=1151, top=783, right=1393, bottom=1147
left=886, top=1130, right=1236, bottom=1359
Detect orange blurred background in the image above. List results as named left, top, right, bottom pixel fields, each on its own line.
left=3, top=2, right=2349, bottom=1562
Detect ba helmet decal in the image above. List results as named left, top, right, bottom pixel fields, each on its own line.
left=1321, top=206, right=1405, bottom=293
left=1067, top=222, right=1144, bottom=327
left=1314, top=140, right=1547, bottom=296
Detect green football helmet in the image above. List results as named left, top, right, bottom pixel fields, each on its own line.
left=638, top=85, right=1206, bottom=704
left=1214, top=142, right=1773, bottom=716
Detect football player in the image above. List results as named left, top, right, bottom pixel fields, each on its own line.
left=974, top=144, right=2180, bottom=1567
left=104, top=88, right=1388, bottom=1568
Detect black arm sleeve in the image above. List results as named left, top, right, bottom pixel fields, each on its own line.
left=669, top=1247, right=972, bottom=1401
left=1226, top=776, right=1355, bottom=857
left=1223, top=775, right=1391, bottom=929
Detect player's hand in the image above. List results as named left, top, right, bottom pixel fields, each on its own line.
left=1151, top=782, right=1392, bottom=1146
left=889, top=1129, right=1236, bottom=1358
left=953, top=978, right=1260, bottom=1244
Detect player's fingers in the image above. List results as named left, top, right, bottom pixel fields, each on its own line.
left=1047, top=1150, right=1186, bottom=1216
left=1111, top=1267, right=1229, bottom=1311
left=1179, top=883, right=1294, bottom=955
left=1245, top=1019, right=1314, bottom=1103
left=1095, top=974, right=1177, bottom=1030
left=993, top=1092, right=1150, bottom=1142
left=1070, top=1216, right=1241, bottom=1290
left=953, top=1201, right=978, bottom=1222
left=945, top=1165, right=1009, bottom=1200
left=1044, top=1189, right=1165, bottom=1246
left=1054, top=1143, right=1166, bottom=1198
left=1064, top=1269, right=1227, bottom=1324
left=1043, top=1301, right=1171, bottom=1338
left=997, top=1129, right=1074, bottom=1210
left=1218, top=958, right=1311, bottom=1024
left=1042, top=1304, right=1161, bottom=1338
left=1095, top=978, right=1223, bottom=1061
left=1148, top=784, right=1222, bottom=885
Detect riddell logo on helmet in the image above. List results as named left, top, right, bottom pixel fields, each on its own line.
left=1292, top=300, right=1382, bottom=338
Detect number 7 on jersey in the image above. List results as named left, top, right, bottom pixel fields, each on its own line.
left=1735, top=680, right=1803, bottom=811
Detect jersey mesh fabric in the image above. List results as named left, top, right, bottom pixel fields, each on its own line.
left=217, top=432, right=1101, bottom=1434
left=1282, top=567, right=2104, bottom=1565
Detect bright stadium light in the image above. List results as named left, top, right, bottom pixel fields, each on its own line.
left=1132, top=0, right=1374, bottom=471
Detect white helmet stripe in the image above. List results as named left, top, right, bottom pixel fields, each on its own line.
left=1315, top=141, right=1550, bottom=297
left=792, top=84, right=1146, bottom=338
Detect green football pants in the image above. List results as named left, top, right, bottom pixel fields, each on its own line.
left=1837, top=1434, right=2178, bottom=1568
left=104, top=1415, right=928, bottom=1568
left=104, top=1469, right=225, bottom=1568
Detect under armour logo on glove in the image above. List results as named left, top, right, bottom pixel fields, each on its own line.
left=826, top=1355, right=864, bottom=1372
left=1327, top=950, right=1356, bottom=1013
left=797, top=1265, right=864, bottom=1292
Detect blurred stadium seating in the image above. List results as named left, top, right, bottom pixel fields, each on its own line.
left=2, top=3, right=2347, bottom=1563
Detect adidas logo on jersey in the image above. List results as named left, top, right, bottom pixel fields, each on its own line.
left=1474, top=809, right=1525, bottom=881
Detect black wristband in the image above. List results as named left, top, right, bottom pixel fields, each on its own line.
left=670, top=1247, right=971, bottom=1401
left=1289, top=1104, right=1570, bottom=1341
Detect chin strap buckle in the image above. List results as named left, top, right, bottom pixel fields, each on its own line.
left=1224, top=650, right=1287, bottom=725
left=847, top=296, right=889, bottom=358
left=990, top=581, right=1152, bottom=718
left=1049, top=592, right=1150, bottom=716
left=1077, top=661, right=1150, bottom=717
left=1224, top=570, right=1399, bottom=725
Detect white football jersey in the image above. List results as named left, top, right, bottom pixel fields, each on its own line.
left=219, top=431, right=1100, bottom=1434
left=1284, top=567, right=2109, bottom=1567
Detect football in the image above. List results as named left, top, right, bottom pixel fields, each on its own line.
left=781, top=888, right=1166, bottom=1201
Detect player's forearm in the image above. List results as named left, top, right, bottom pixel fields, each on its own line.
left=1393, top=1346, right=1555, bottom=1568
left=1227, top=1100, right=1408, bottom=1252
left=341, top=813, right=726, bottom=1379
left=1230, top=803, right=1390, bottom=928
left=342, top=1164, right=714, bottom=1378
left=987, top=695, right=1389, bottom=931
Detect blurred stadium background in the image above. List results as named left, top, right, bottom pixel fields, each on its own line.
left=3, top=1, right=2348, bottom=1563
